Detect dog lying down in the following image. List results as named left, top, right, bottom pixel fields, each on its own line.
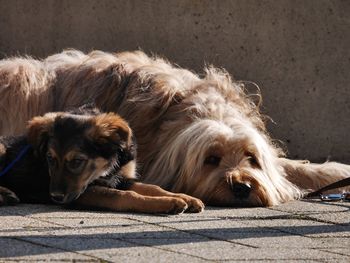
left=0, top=107, right=204, bottom=214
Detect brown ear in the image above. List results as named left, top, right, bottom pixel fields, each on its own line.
left=27, top=113, right=58, bottom=150
left=90, top=113, right=132, bottom=146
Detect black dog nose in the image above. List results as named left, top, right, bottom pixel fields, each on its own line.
left=50, top=193, right=65, bottom=204
left=231, top=182, right=252, bottom=199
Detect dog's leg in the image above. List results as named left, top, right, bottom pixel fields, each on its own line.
left=0, top=186, right=20, bottom=206
left=279, top=158, right=350, bottom=193
left=128, top=182, right=204, bottom=213
left=74, top=185, right=188, bottom=214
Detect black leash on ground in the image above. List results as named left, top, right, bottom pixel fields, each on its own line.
left=306, top=177, right=350, bottom=201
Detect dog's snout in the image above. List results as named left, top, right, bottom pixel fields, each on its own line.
left=231, top=182, right=252, bottom=199
left=50, top=192, right=65, bottom=204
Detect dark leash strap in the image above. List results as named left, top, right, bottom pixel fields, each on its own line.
left=306, top=176, right=350, bottom=201
left=0, top=145, right=31, bottom=177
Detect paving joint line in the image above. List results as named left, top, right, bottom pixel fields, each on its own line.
left=110, top=236, right=215, bottom=262
left=317, top=248, right=350, bottom=258
left=217, top=258, right=332, bottom=262
left=122, top=216, right=259, bottom=249
left=26, top=216, right=74, bottom=228
left=268, top=207, right=349, bottom=226
left=3, top=235, right=111, bottom=262
left=1, top=259, right=100, bottom=262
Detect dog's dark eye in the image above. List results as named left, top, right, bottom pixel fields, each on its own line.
left=247, top=154, right=260, bottom=168
left=67, top=158, right=86, bottom=171
left=46, top=153, right=56, bottom=166
left=204, top=155, right=221, bottom=166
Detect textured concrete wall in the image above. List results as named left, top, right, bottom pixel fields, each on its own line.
left=0, top=0, right=349, bottom=162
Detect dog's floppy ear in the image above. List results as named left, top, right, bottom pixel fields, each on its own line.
left=90, top=113, right=132, bottom=147
left=27, top=113, right=58, bottom=153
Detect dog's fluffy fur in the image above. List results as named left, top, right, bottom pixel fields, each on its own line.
left=0, top=50, right=349, bottom=206
left=0, top=106, right=204, bottom=213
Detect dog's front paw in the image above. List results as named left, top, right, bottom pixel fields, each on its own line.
left=176, top=194, right=205, bottom=213
left=167, top=197, right=188, bottom=214
left=0, top=186, right=20, bottom=206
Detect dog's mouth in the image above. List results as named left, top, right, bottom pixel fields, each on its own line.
left=50, top=192, right=78, bottom=204
left=50, top=184, right=89, bottom=204
left=50, top=190, right=85, bottom=204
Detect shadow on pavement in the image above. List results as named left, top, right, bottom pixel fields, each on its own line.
left=1, top=223, right=349, bottom=258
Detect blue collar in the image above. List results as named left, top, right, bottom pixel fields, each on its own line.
left=0, top=144, right=31, bottom=177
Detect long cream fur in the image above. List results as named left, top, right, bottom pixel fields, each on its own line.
left=0, top=49, right=349, bottom=206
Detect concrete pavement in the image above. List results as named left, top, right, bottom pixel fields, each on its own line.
left=0, top=200, right=349, bottom=262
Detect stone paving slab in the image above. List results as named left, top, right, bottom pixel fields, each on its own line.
left=271, top=200, right=350, bottom=214
left=245, top=218, right=350, bottom=237
left=319, top=248, right=350, bottom=257
left=0, top=200, right=349, bottom=262
left=155, top=245, right=346, bottom=262
left=306, top=210, right=350, bottom=225
left=0, top=237, right=96, bottom=261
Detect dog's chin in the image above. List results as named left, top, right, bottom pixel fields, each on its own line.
left=50, top=184, right=89, bottom=204
left=51, top=191, right=83, bottom=204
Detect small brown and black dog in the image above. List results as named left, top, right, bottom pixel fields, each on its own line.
left=0, top=106, right=204, bottom=214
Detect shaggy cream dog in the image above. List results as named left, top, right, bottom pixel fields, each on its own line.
left=0, top=50, right=349, bottom=206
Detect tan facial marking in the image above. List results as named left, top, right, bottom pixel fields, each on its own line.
left=47, top=148, right=58, bottom=158
left=121, top=160, right=137, bottom=179
left=94, top=157, right=110, bottom=174
left=63, top=157, right=111, bottom=194
left=0, top=143, right=6, bottom=156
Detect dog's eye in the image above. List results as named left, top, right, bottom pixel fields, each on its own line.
left=46, top=153, right=56, bottom=166
left=247, top=154, right=260, bottom=168
left=67, top=158, right=86, bottom=171
left=204, top=155, right=221, bottom=166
